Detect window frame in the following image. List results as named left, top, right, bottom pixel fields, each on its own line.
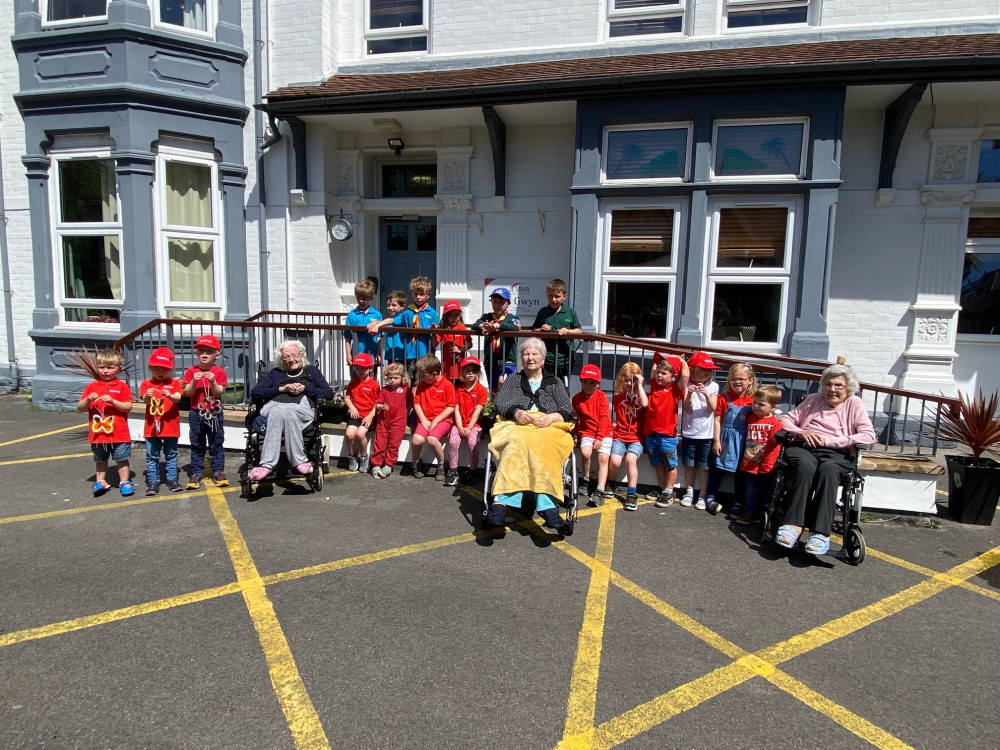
left=49, top=148, right=124, bottom=329
left=703, top=196, right=800, bottom=350
left=723, top=0, right=811, bottom=32
left=40, top=0, right=108, bottom=28
left=710, top=117, right=809, bottom=181
left=958, top=220, right=1000, bottom=340
left=152, top=0, right=217, bottom=39
left=606, top=0, right=686, bottom=39
left=154, top=142, right=226, bottom=321
left=595, top=198, right=686, bottom=344
left=601, top=122, right=694, bottom=185
left=365, top=0, right=429, bottom=56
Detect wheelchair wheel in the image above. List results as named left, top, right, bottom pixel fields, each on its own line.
left=843, top=526, right=866, bottom=565
left=310, top=468, right=324, bottom=492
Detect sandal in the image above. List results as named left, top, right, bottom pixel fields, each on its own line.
left=93, top=480, right=110, bottom=498
left=775, top=524, right=801, bottom=549
left=804, top=533, right=831, bottom=556
left=119, top=480, right=136, bottom=497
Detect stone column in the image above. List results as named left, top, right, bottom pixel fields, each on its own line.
left=333, top=150, right=362, bottom=309
left=221, top=161, right=250, bottom=319
left=434, top=146, right=474, bottom=307
left=22, top=153, right=58, bottom=330
left=113, top=151, right=159, bottom=332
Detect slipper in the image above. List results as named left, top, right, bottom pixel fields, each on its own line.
left=295, top=462, right=313, bottom=476
left=775, top=524, right=800, bottom=549
left=249, top=466, right=272, bottom=482
left=119, top=480, right=135, bottom=497
left=804, top=533, right=831, bottom=556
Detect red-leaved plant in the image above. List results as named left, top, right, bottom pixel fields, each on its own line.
left=936, top=390, right=1000, bottom=467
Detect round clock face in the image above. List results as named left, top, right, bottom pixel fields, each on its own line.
left=331, top=219, right=353, bottom=241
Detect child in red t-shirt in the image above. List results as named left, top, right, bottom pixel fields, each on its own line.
left=140, top=347, right=183, bottom=495
left=735, top=385, right=783, bottom=526
left=182, top=335, right=228, bottom=488
left=610, top=362, right=648, bottom=510
left=436, top=300, right=470, bottom=386
left=572, top=363, right=612, bottom=505
left=77, top=348, right=134, bottom=497
left=444, top=356, right=488, bottom=486
left=411, top=354, right=456, bottom=478
left=344, top=352, right=380, bottom=474
left=644, top=355, right=689, bottom=509
left=372, top=363, right=412, bottom=479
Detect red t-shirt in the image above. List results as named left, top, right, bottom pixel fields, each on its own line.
left=741, top=414, right=783, bottom=475
left=455, top=381, right=488, bottom=426
left=414, top=377, right=457, bottom=421
left=439, top=324, right=470, bottom=380
left=644, top=383, right=684, bottom=437
left=612, top=391, right=644, bottom=443
left=140, top=378, right=182, bottom=438
left=183, top=365, right=228, bottom=410
left=346, top=375, right=380, bottom=416
left=573, top=389, right=612, bottom=440
left=715, top=390, right=755, bottom=416
left=81, top=379, right=133, bottom=444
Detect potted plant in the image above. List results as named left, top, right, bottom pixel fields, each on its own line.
left=319, top=391, right=346, bottom=423
left=936, top=390, right=1000, bottom=525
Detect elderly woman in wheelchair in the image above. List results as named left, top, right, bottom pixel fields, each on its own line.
left=483, top=337, right=576, bottom=536
left=248, top=340, right=333, bottom=482
left=773, top=363, right=876, bottom=556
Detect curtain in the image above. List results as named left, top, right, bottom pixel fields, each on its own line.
left=168, top=238, right=215, bottom=304
left=183, top=0, right=207, bottom=30
left=166, top=161, right=212, bottom=228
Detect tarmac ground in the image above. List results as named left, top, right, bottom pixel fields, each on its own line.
left=0, top=394, right=997, bottom=750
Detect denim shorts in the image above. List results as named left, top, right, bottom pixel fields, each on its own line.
left=580, top=436, right=613, bottom=455
left=91, top=441, right=132, bottom=463
left=611, top=439, right=643, bottom=458
left=681, top=437, right=713, bottom=470
left=645, top=433, right=678, bottom=468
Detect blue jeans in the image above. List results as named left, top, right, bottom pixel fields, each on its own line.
left=188, top=411, right=225, bottom=476
left=742, top=472, right=771, bottom=516
left=145, top=437, right=179, bottom=482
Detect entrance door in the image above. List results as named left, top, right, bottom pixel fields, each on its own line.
left=378, top=217, right=437, bottom=305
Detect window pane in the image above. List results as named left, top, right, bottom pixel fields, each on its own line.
left=47, top=0, right=106, bottom=21
left=977, top=140, right=1000, bottom=183
left=605, top=282, right=671, bottom=338
left=728, top=6, right=808, bottom=28
left=160, top=0, right=207, bottom=30
left=416, top=222, right=436, bottom=252
left=606, top=129, right=687, bottom=180
left=715, top=123, right=804, bottom=176
left=60, top=160, right=117, bottom=223
left=386, top=223, right=409, bottom=251
left=382, top=164, right=437, bottom=197
left=717, top=207, right=788, bottom=268
left=968, top=217, right=1000, bottom=238
left=166, top=309, right=219, bottom=321
left=64, top=307, right=120, bottom=324
left=609, top=17, right=682, bottom=37
left=167, top=238, right=215, bottom=304
left=711, top=284, right=781, bottom=343
left=610, top=209, right=673, bottom=267
left=368, top=36, right=428, bottom=54
left=614, top=0, right=680, bottom=8
left=370, top=0, right=423, bottom=30
left=166, top=162, right=213, bottom=227
left=959, top=252, right=1000, bottom=335
left=62, top=236, right=121, bottom=300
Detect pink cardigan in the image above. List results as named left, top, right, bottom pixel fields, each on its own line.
left=779, top=394, right=876, bottom=451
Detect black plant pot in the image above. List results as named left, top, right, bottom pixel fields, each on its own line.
left=946, top=456, right=1000, bottom=526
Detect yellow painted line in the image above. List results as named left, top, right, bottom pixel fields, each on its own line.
left=559, top=507, right=617, bottom=749
left=0, top=423, right=86, bottom=447
left=0, top=489, right=209, bottom=525
left=206, top=487, right=330, bottom=750
left=0, top=452, right=92, bottom=466
left=0, top=582, right=242, bottom=649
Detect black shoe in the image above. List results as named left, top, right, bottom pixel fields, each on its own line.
left=145, top=482, right=160, bottom=497
left=443, top=469, right=459, bottom=486
left=484, top=503, right=507, bottom=528
left=540, top=507, right=567, bottom=535
left=165, top=478, right=183, bottom=492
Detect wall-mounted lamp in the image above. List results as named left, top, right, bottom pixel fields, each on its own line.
left=387, top=137, right=405, bottom=156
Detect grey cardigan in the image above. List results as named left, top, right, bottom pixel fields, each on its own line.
left=494, top=371, right=575, bottom=422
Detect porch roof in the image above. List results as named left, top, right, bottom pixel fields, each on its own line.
left=264, top=33, right=1000, bottom=115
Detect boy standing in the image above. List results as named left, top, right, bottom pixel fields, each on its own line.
left=381, top=290, right=408, bottom=366
left=531, top=278, right=582, bottom=378
left=645, top=355, right=690, bottom=508
left=471, top=287, right=521, bottom=391
left=183, top=335, right=228, bottom=488
left=77, top=349, right=134, bottom=497
left=573, top=363, right=612, bottom=505
left=140, top=347, right=184, bottom=495
left=368, top=276, right=438, bottom=380
left=344, top=279, right=382, bottom=365
left=736, top=385, right=783, bottom=525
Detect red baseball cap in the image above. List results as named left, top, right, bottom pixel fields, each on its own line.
left=148, top=347, right=174, bottom=368
left=194, top=335, right=221, bottom=351
left=688, top=351, right=721, bottom=370
left=653, top=351, right=684, bottom=375
left=352, top=352, right=374, bottom=367
left=442, top=300, right=462, bottom=314
left=459, top=356, right=481, bottom=369
left=579, top=364, right=601, bottom=382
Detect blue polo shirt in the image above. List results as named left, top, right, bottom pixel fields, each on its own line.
left=393, top=305, right=439, bottom=360
left=344, top=305, right=382, bottom=356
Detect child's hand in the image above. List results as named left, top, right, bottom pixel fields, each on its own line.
left=712, top=439, right=722, bottom=456
left=361, top=413, right=374, bottom=428
left=420, top=416, right=432, bottom=430
left=88, top=392, right=99, bottom=402
left=348, top=406, right=360, bottom=420
left=634, top=374, right=644, bottom=388
left=203, top=372, right=215, bottom=383
left=366, top=321, right=379, bottom=334
left=192, top=371, right=203, bottom=381
left=459, top=425, right=470, bottom=438
left=538, top=323, right=552, bottom=332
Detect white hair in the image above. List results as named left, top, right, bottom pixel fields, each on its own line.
left=274, top=339, right=307, bottom=370
left=821, top=363, right=860, bottom=396
left=519, top=337, right=546, bottom=359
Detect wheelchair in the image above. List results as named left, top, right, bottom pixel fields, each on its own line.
left=239, top=399, right=327, bottom=500
left=481, top=426, right=579, bottom=536
left=760, top=431, right=871, bottom=565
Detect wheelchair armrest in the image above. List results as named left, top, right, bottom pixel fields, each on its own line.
left=856, top=443, right=874, bottom=452
left=774, top=430, right=794, bottom=446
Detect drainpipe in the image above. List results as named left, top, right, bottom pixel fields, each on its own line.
left=0, top=125, right=19, bottom=391
left=254, top=0, right=279, bottom=312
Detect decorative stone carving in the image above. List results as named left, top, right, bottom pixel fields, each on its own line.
left=919, top=187, right=975, bottom=206
left=435, top=195, right=472, bottom=213
left=339, top=163, right=356, bottom=195
left=336, top=198, right=362, bottom=215
left=443, top=160, right=465, bottom=192
left=915, top=317, right=949, bottom=343
left=932, top=145, right=968, bottom=182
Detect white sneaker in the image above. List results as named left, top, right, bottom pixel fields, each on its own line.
left=695, top=497, right=707, bottom=510
left=679, top=491, right=694, bottom=507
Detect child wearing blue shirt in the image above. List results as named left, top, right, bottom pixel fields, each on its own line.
left=380, top=290, right=408, bottom=365
left=343, top=278, right=382, bottom=365
left=369, top=276, right=438, bottom=380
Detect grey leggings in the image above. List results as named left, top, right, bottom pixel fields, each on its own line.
left=259, top=398, right=314, bottom=468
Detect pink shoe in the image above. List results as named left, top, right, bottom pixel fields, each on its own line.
left=295, top=462, right=313, bottom=475
left=249, top=466, right=272, bottom=481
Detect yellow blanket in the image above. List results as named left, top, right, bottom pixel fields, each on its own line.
left=489, top=416, right=574, bottom=501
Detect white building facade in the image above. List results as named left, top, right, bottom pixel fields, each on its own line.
left=2, top=1, right=999, bottom=406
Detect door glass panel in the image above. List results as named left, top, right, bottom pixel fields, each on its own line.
left=387, top=223, right=409, bottom=251
left=416, top=222, right=436, bottom=252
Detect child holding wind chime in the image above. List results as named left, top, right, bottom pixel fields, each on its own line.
left=140, top=347, right=184, bottom=495
left=182, top=335, right=228, bottom=489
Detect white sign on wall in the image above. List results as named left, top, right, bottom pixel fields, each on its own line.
left=483, top=277, right=550, bottom=322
